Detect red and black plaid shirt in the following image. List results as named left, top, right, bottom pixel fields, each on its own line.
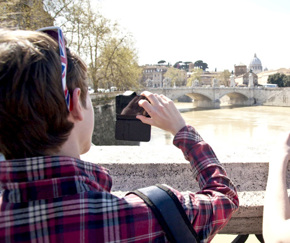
left=0, top=125, right=238, bottom=242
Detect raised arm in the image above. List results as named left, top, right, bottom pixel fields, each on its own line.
left=137, top=91, right=239, bottom=241
left=263, top=132, right=290, bottom=243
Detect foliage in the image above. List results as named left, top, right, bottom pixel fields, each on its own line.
left=56, top=0, right=141, bottom=90
left=173, top=61, right=182, bottom=69
left=284, top=77, right=290, bottom=87
left=186, top=68, right=203, bottom=86
left=194, top=60, right=208, bottom=71
left=217, top=70, right=231, bottom=86
left=173, top=61, right=192, bottom=72
left=0, top=0, right=54, bottom=29
left=96, top=37, right=142, bottom=90
left=268, top=73, right=290, bottom=87
left=1, top=0, right=141, bottom=90
left=43, top=0, right=75, bottom=22
left=164, top=67, right=187, bottom=87
left=158, top=60, right=166, bottom=64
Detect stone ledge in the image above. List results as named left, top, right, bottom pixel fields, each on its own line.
left=111, top=191, right=267, bottom=235
left=81, top=146, right=290, bottom=192
left=81, top=146, right=290, bottom=235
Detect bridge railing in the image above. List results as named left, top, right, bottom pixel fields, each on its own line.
left=81, top=145, right=290, bottom=236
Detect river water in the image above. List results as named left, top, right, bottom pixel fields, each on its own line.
left=140, top=103, right=290, bottom=162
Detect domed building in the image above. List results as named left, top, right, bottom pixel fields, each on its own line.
left=249, top=53, right=263, bottom=74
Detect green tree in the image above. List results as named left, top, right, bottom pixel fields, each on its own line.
left=173, top=61, right=182, bottom=69
left=194, top=60, right=208, bottom=71
left=172, top=61, right=192, bottom=72
left=164, top=67, right=187, bottom=87
left=268, top=73, right=286, bottom=87
left=183, top=61, right=192, bottom=72
left=158, top=60, right=166, bottom=65
left=284, top=75, right=290, bottom=87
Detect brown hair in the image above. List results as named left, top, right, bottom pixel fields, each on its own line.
left=0, top=28, right=88, bottom=159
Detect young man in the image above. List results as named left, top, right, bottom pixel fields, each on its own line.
left=263, top=133, right=290, bottom=242
left=0, top=28, right=239, bottom=242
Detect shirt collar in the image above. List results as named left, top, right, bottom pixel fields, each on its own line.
left=0, top=156, right=112, bottom=203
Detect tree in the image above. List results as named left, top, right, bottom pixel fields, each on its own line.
left=173, top=61, right=182, bottom=69
left=61, top=0, right=113, bottom=88
left=43, top=0, right=75, bottom=22
left=194, top=60, right=208, bottom=71
left=217, top=70, right=231, bottom=86
left=0, top=0, right=54, bottom=29
left=1, top=0, right=141, bottom=90
left=158, top=60, right=166, bottom=65
left=96, top=37, right=142, bottom=89
left=284, top=76, right=290, bottom=87
left=172, top=61, right=192, bottom=72
left=56, top=0, right=140, bottom=90
left=183, top=61, right=193, bottom=72
left=186, top=68, right=203, bottom=86
left=268, top=73, right=286, bottom=87
left=164, top=67, right=187, bottom=87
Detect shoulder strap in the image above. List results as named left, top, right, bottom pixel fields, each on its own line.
left=128, top=184, right=200, bottom=243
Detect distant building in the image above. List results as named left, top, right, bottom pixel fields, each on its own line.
left=141, top=65, right=169, bottom=88
left=249, top=54, right=263, bottom=74
left=235, top=71, right=258, bottom=86
left=234, top=63, right=247, bottom=76
left=200, top=71, right=218, bottom=86
left=188, top=63, right=195, bottom=71
left=233, top=54, right=262, bottom=86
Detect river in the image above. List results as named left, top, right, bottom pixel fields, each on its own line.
left=140, top=103, right=290, bottom=162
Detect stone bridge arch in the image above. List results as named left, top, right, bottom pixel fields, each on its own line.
left=185, top=92, right=216, bottom=108
left=218, top=90, right=253, bottom=106
left=146, top=87, right=256, bottom=108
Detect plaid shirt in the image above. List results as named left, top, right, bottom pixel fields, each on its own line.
left=0, top=125, right=238, bottom=243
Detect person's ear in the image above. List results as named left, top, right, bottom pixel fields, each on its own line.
left=69, top=88, right=83, bottom=121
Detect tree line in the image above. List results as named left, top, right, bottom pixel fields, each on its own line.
left=0, top=0, right=142, bottom=90
left=268, top=73, right=290, bottom=87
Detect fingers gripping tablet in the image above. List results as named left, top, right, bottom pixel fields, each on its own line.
left=115, top=91, right=151, bottom=142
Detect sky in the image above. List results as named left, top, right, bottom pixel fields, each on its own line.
left=97, top=0, right=290, bottom=72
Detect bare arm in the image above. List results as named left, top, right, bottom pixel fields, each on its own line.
left=263, top=132, right=290, bottom=243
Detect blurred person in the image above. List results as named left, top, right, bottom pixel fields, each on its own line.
left=263, top=133, right=290, bottom=242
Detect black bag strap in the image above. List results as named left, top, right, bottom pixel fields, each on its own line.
left=128, top=184, right=200, bottom=243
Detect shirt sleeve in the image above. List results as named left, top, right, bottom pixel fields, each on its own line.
left=171, top=125, right=239, bottom=242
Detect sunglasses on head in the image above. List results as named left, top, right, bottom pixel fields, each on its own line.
left=37, top=26, right=70, bottom=111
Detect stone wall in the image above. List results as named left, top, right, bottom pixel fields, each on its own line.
left=254, top=88, right=290, bottom=106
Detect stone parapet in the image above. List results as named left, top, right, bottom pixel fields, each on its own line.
left=81, top=146, right=290, bottom=235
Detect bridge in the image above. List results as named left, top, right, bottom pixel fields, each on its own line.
left=146, top=87, right=290, bottom=108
